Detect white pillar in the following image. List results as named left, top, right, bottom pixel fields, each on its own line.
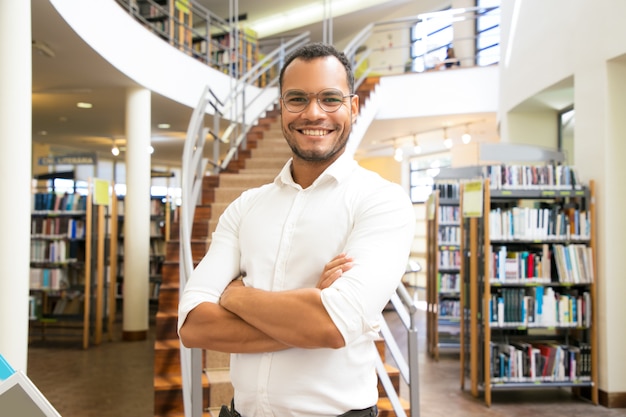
left=0, top=1, right=32, bottom=372
left=123, top=87, right=151, bottom=341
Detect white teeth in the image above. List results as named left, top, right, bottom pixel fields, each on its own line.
left=301, top=129, right=328, bottom=136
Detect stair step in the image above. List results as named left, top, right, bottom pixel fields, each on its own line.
left=170, top=220, right=212, bottom=240
left=159, top=286, right=182, bottom=311
left=154, top=373, right=209, bottom=414
left=379, top=363, right=401, bottom=398
left=205, top=368, right=234, bottom=408
left=206, top=350, right=230, bottom=369
left=214, top=187, right=246, bottom=203
left=155, top=339, right=185, bottom=375
left=244, top=157, right=287, bottom=170
left=156, top=312, right=180, bottom=340
left=161, top=262, right=180, bottom=286
left=166, top=240, right=210, bottom=263
left=376, top=396, right=411, bottom=417
left=217, top=173, right=277, bottom=188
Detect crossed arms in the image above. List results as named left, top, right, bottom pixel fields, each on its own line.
left=178, top=254, right=354, bottom=353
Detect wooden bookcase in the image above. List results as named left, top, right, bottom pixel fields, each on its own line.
left=459, top=168, right=598, bottom=406
left=426, top=182, right=462, bottom=360
left=29, top=177, right=113, bottom=349
left=113, top=195, right=170, bottom=307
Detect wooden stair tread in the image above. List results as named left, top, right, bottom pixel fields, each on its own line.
left=376, top=396, right=411, bottom=416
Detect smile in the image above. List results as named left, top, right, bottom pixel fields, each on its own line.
left=300, top=129, right=331, bottom=136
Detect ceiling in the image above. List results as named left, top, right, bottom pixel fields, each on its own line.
left=31, top=0, right=498, bottom=168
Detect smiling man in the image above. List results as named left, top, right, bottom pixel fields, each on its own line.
left=178, top=42, right=416, bottom=417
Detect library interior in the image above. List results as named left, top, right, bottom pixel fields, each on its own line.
left=1, top=1, right=626, bottom=416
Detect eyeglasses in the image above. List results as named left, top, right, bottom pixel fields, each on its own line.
left=281, top=88, right=355, bottom=113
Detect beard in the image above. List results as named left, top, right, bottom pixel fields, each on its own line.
left=282, top=122, right=351, bottom=163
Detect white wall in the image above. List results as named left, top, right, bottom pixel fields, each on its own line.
left=499, top=0, right=626, bottom=397
left=377, top=65, right=499, bottom=119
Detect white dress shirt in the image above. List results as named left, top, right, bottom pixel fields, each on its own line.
left=178, top=153, right=416, bottom=417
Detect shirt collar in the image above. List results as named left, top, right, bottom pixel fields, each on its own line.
left=275, top=152, right=358, bottom=188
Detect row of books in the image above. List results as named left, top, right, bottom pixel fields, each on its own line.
left=31, top=218, right=85, bottom=239
left=434, top=181, right=460, bottom=199
left=438, top=225, right=460, bottom=246
left=32, top=192, right=87, bottom=212
left=489, top=206, right=590, bottom=241
left=30, top=240, right=78, bottom=263
left=48, top=295, right=83, bottom=316
left=29, top=268, right=69, bottom=290
left=439, top=273, right=461, bottom=292
left=438, top=205, right=460, bottom=224
left=490, top=341, right=592, bottom=382
left=490, top=245, right=551, bottom=282
left=483, top=164, right=580, bottom=190
left=553, top=244, right=595, bottom=284
left=439, top=299, right=461, bottom=319
left=488, top=287, right=591, bottom=328
left=438, top=250, right=461, bottom=270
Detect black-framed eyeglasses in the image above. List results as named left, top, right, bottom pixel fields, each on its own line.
left=281, top=88, right=355, bottom=113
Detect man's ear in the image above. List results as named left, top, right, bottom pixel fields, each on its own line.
left=351, top=94, right=359, bottom=124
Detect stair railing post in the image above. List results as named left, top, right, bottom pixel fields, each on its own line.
left=181, top=86, right=216, bottom=417
left=408, top=306, right=421, bottom=417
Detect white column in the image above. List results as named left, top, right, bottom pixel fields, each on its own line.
left=123, top=87, right=151, bottom=341
left=0, top=1, right=31, bottom=372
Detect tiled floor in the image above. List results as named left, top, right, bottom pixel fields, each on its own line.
left=26, top=301, right=626, bottom=417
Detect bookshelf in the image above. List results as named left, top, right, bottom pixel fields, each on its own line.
left=459, top=167, right=598, bottom=406
left=29, top=177, right=113, bottom=349
left=426, top=182, right=462, bottom=360
left=208, top=28, right=259, bottom=77
left=114, top=195, right=169, bottom=306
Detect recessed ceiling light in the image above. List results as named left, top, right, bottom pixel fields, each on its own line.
left=76, top=102, right=93, bottom=109
left=157, top=123, right=170, bottom=129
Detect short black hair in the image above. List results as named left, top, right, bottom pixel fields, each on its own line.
left=279, top=42, right=355, bottom=94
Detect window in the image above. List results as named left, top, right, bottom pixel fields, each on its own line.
left=476, top=0, right=501, bottom=66
left=410, top=9, right=453, bottom=72
left=409, top=154, right=451, bottom=203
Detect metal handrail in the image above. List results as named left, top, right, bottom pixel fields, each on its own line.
left=343, top=5, right=500, bottom=83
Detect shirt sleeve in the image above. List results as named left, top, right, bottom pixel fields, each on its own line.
left=320, top=182, right=415, bottom=345
left=177, top=196, right=244, bottom=333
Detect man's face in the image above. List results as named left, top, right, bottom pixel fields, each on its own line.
left=280, top=56, right=359, bottom=164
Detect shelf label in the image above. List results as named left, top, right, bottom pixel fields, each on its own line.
left=93, top=178, right=110, bottom=206
left=462, top=181, right=484, bottom=218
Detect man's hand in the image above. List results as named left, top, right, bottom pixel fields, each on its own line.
left=316, top=253, right=353, bottom=289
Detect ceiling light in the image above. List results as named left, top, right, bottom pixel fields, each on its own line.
left=148, top=145, right=154, bottom=154
left=394, top=147, right=403, bottom=162
left=412, top=134, right=421, bottom=154
left=158, top=123, right=170, bottom=129
left=462, top=124, right=472, bottom=144
left=76, top=102, right=93, bottom=109
left=443, top=127, right=452, bottom=149
left=111, top=145, right=120, bottom=156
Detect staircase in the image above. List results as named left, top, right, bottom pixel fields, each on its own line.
left=153, top=77, right=410, bottom=417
